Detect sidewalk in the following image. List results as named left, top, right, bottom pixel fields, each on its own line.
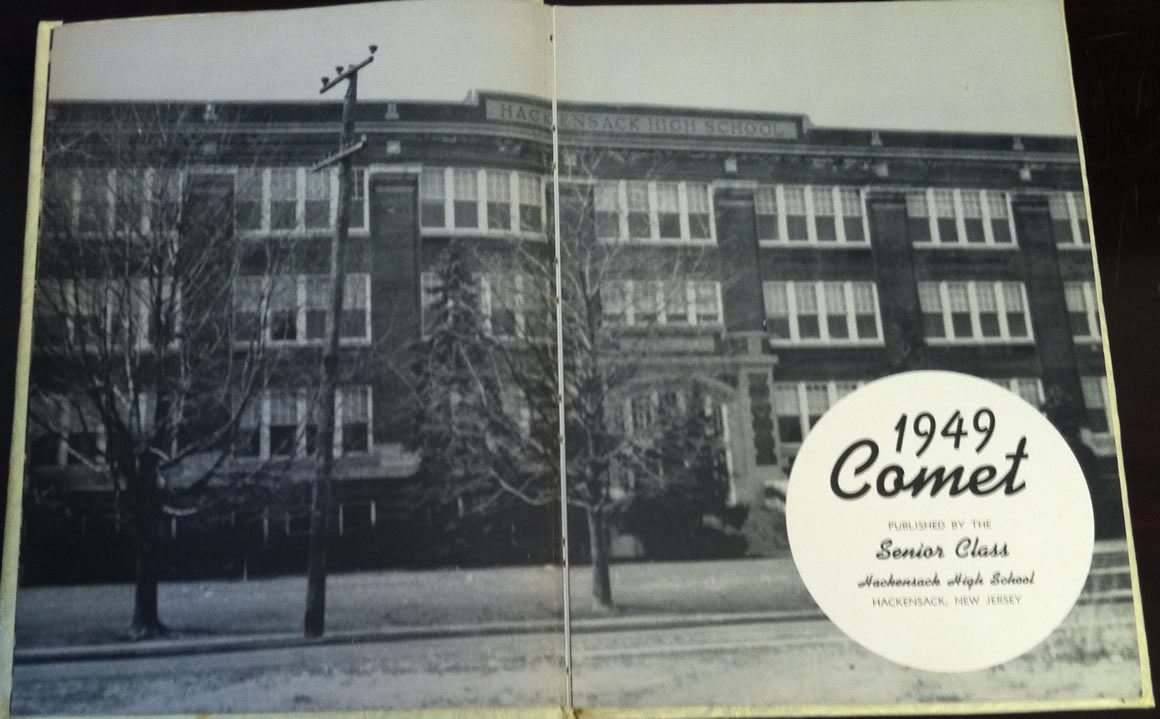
left=14, top=608, right=828, bottom=665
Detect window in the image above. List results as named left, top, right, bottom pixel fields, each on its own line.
left=907, top=189, right=1017, bottom=246
left=772, top=381, right=862, bottom=471
left=46, top=168, right=188, bottom=237
left=633, top=281, right=660, bottom=323
left=339, top=386, right=372, bottom=454
left=420, top=169, right=446, bottom=228
left=232, top=277, right=264, bottom=342
left=1051, top=192, right=1091, bottom=247
left=236, top=169, right=263, bottom=231
left=626, top=182, right=651, bottom=238
left=906, top=192, right=931, bottom=244
left=270, top=391, right=312, bottom=458
left=960, top=191, right=986, bottom=244
left=234, top=167, right=356, bottom=235
left=482, top=274, right=523, bottom=337
left=756, top=185, right=866, bottom=245
left=235, top=399, right=261, bottom=458
left=453, top=169, right=478, bottom=228
left=839, top=188, right=865, bottom=243
left=270, top=169, right=298, bottom=230
left=234, top=273, right=371, bottom=345
left=986, top=193, right=1012, bottom=244
left=783, top=186, right=808, bottom=241
left=349, top=168, right=367, bottom=231
left=304, top=170, right=330, bottom=229
left=664, top=281, right=689, bottom=325
left=26, top=394, right=105, bottom=467
left=601, top=280, right=720, bottom=326
left=763, top=281, right=882, bottom=344
left=812, top=187, right=837, bottom=242
left=114, top=170, right=145, bottom=233
left=1081, top=376, right=1111, bottom=434
left=755, top=187, right=779, bottom=241
left=342, top=274, right=370, bottom=340
left=656, top=183, right=681, bottom=239
left=1065, top=281, right=1101, bottom=342
left=304, top=276, right=330, bottom=340
left=693, top=281, right=721, bottom=323
left=268, top=276, right=298, bottom=341
left=933, top=189, right=957, bottom=242
left=990, top=377, right=1044, bottom=407
left=233, top=387, right=364, bottom=461
left=487, top=171, right=512, bottom=230
left=77, top=169, right=112, bottom=234
left=591, top=180, right=716, bottom=243
left=420, top=167, right=547, bottom=235
left=518, top=173, right=543, bottom=232
left=917, top=281, right=1033, bottom=343
left=602, top=281, right=628, bottom=325
left=37, top=278, right=170, bottom=350
left=687, top=184, right=712, bottom=239
left=595, top=183, right=620, bottom=239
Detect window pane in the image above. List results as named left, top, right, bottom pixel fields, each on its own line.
left=664, top=281, right=688, bottom=322
left=812, top=187, right=835, bottom=215
left=626, top=182, right=649, bottom=211
left=454, top=169, right=477, bottom=199
left=839, top=188, right=862, bottom=217
left=933, top=190, right=955, bottom=217
left=755, top=187, right=778, bottom=214
left=783, top=186, right=806, bottom=214
left=305, top=171, right=330, bottom=229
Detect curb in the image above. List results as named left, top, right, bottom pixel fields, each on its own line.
left=13, top=609, right=826, bottom=665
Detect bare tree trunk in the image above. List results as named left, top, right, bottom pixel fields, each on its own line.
left=130, top=476, right=166, bottom=639
left=587, top=505, right=613, bottom=609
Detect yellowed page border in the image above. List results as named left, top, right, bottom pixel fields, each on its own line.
left=1, top=20, right=59, bottom=718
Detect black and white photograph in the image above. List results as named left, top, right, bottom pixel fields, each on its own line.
left=1, top=0, right=1152, bottom=715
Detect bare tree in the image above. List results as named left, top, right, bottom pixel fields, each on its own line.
left=27, top=104, right=291, bottom=638
left=405, top=151, right=735, bottom=609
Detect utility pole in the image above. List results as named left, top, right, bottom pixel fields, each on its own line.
left=304, top=45, right=376, bottom=639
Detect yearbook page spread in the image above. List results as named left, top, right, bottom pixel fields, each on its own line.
left=1, top=0, right=1151, bottom=716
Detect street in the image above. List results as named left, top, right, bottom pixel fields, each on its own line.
left=11, top=604, right=1141, bottom=715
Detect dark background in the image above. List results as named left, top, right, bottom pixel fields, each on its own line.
left=1, top=1, right=1157, bottom=717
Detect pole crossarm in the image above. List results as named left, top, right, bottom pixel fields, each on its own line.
left=311, top=136, right=367, bottom=172
left=320, top=54, right=375, bottom=95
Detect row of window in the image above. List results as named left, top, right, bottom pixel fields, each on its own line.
left=233, top=274, right=371, bottom=344
left=235, top=167, right=367, bottom=234
left=46, top=167, right=368, bottom=237
left=34, top=278, right=178, bottom=350
left=235, top=387, right=372, bottom=459
left=420, top=272, right=550, bottom=339
left=420, top=168, right=546, bottom=235
left=763, top=281, right=882, bottom=344
left=26, top=386, right=374, bottom=468
left=601, top=280, right=723, bottom=326
left=44, top=168, right=1091, bottom=249
left=917, top=281, right=1033, bottom=343
left=37, top=273, right=1093, bottom=352
left=753, top=185, right=867, bottom=245
left=905, top=188, right=1016, bottom=247
left=593, top=180, right=715, bottom=243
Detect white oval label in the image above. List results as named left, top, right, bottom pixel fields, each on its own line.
left=785, top=371, right=1094, bottom=672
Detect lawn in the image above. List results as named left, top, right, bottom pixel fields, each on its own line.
left=14, top=557, right=814, bottom=647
